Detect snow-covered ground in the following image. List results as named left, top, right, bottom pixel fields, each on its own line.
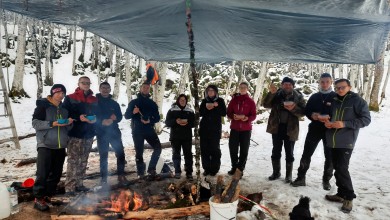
left=1, top=27, right=390, bottom=220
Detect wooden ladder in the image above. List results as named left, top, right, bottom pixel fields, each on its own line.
left=0, top=64, right=20, bottom=149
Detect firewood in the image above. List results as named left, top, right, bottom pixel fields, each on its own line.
left=123, top=203, right=210, bottom=219
left=213, top=175, right=224, bottom=203
left=230, top=184, right=240, bottom=203
left=51, top=215, right=104, bottom=220
left=221, top=169, right=242, bottom=203
left=15, top=157, right=37, bottom=167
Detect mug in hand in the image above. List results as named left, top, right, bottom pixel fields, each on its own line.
left=85, top=115, right=96, bottom=121
left=206, top=103, right=214, bottom=108
left=180, top=119, right=188, bottom=123
left=283, top=101, right=294, bottom=106
left=57, top=119, right=69, bottom=124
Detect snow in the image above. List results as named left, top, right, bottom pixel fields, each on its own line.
left=1, top=26, right=390, bottom=220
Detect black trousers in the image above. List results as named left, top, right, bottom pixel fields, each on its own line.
left=132, top=131, right=162, bottom=175
left=271, top=123, right=295, bottom=163
left=171, top=139, right=193, bottom=174
left=33, top=147, right=66, bottom=198
left=332, top=148, right=356, bottom=200
left=200, top=133, right=221, bottom=174
left=228, top=129, right=251, bottom=171
left=297, top=123, right=333, bottom=180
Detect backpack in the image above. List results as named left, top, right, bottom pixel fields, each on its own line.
left=146, top=64, right=160, bottom=85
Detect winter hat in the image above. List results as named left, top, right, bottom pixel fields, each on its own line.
left=50, top=84, right=66, bottom=96
left=281, top=77, right=295, bottom=86
left=206, top=85, right=219, bottom=94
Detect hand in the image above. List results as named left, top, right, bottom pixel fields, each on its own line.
left=110, top=113, right=117, bottom=121
left=133, top=105, right=140, bottom=114
left=213, top=102, right=218, bottom=107
left=311, top=113, right=320, bottom=121
left=67, top=118, right=74, bottom=125
left=102, top=119, right=113, bottom=126
left=206, top=104, right=214, bottom=110
left=324, top=121, right=333, bottom=129
left=176, top=118, right=182, bottom=124
left=284, top=103, right=296, bottom=111
left=241, top=116, right=248, bottom=122
left=80, top=114, right=88, bottom=122
left=141, top=119, right=150, bottom=124
left=269, top=83, right=277, bottom=94
left=332, top=121, right=345, bottom=129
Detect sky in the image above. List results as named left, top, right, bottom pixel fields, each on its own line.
left=0, top=25, right=390, bottom=220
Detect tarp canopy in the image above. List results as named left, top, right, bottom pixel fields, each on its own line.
left=2, top=0, right=390, bottom=64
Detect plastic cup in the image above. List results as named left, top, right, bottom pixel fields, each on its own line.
left=57, top=119, right=69, bottom=124
left=181, top=119, right=188, bottom=123
left=21, top=178, right=35, bottom=188
left=283, top=101, right=294, bottom=106
left=206, top=103, right=214, bottom=108
left=86, top=115, right=96, bottom=121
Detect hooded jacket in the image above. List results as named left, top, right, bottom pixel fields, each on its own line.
left=125, top=93, right=160, bottom=134
left=262, top=89, right=306, bottom=141
left=325, top=92, right=371, bottom=149
left=32, top=97, right=72, bottom=149
left=62, top=88, right=98, bottom=139
left=199, top=85, right=227, bottom=135
left=227, top=93, right=256, bottom=131
left=165, top=103, right=195, bottom=140
left=95, top=93, right=122, bottom=135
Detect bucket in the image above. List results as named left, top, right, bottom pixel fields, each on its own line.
left=0, top=182, right=11, bottom=219
left=209, top=196, right=238, bottom=220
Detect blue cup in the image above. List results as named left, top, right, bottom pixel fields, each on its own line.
left=57, top=119, right=69, bottom=124
left=86, top=115, right=96, bottom=121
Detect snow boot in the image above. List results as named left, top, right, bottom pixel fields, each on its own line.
left=291, top=176, right=306, bottom=187
left=341, top=200, right=353, bottom=213
left=285, top=163, right=293, bottom=183
left=268, top=160, right=281, bottom=180
left=325, top=194, right=344, bottom=203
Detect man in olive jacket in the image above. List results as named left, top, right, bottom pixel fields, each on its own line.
left=323, top=79, right=371, bottom=213
left=262, top=77, right=306, bottom=183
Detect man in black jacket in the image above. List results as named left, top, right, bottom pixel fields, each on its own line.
left=323, top=79, right=371, bottom=213
left=292, top=73, right=336, bottom=190
left=96, top=82, right=129, bottom=186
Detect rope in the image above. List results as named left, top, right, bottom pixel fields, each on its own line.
left=239, top=195, right=279, bottom=220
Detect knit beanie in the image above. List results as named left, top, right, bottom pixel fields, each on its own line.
left=50, top=84, right=66, bottom=96
left=281, top=77, right=295, bottom=86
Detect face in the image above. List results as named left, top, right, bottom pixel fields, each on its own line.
left=140, top=84, right=151, bottom=95
left=52, top=92, right=65, bottom=102
left=319, top=77, right=332, bottom=91
left=178, top=97, right=187, bottom=107
left=78, top=77, right=91, bottom=92
left=334, top=81, right=351, bottom=96
left=281, top=82, right=294, bottom=93
left=239, top=84, right=248, bottom=95
left=207, top=88, right=216, bottom=97
left=99, top=84, right=111, bottom=98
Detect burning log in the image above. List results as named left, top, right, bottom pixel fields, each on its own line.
left=221, top=169, right=242, bottom=203
left=123, top=203, right=210, bottom=219
left=51, top=215, right=105, bottom=220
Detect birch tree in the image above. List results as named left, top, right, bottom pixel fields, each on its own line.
left=178, top=63, right=190, bottom=96
left=112, top=46, right=121, bottom=101
left=44, top=23, right=53, bottom=86
left=71, top=25, right=77, bottom=75
left=153, top=62, right=168, bottom=134
left=224, top=62, right=235, bottom=103
left=369, top=57, right=384, bottom=111
left=32, top=24, right=43, bottom=99
left=9, top=17, right=29, bottom=98
left=380, top=58, right=390, bottom=104
left=363, top=64, right=374, bottom=101
left=349, top=64, right=358, bottom=92
left=235, top=61, right=245, bottom=93
left=125, top=51, right=132, bottom=103
left=91, top=34, right=100, bottom=71
left=253, top=61, right=268, bottom=108
left=79, top=29, right=87, bottom=62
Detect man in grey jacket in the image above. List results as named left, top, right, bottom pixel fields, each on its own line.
left=322, top=79, right=371, bottom=213
left=32, top=84, right=73, bottom=211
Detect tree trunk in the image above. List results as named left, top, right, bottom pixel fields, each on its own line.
left=139, top=57, right=146, bottom=77
left=112, top=46, right=121, bottom=101
left=253, top=61, right=268, bottom=108
left=71, top=25, right=77, bottom=75
left=80, top=29, right=87, bottom=62
left=3, top=13, right=9, bottom=49
left=349, top=64, right=358, bottom=92
left=364, top=64, right=375, bottom=102
left=44, top=24, right=53, bottom=86
left=125, top=51, right=133, bottom=103
left=369, top=56, right=384, bottom=111
left=91, top=34, right=100, bottom=71
left=10, top=17, right=29, bottom=98
left=178, top=63, right=190, bottom=96
left=153, top=62, right=167, bottom=134
left=235, top=61, right=245, bottom=93
left=224, top=61, right=235, bottom=104
left=32, top=24, right=43, bottom=99
left=380, top=58, right=390, bottom=104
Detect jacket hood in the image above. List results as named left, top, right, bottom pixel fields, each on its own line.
left=205, top=85, right=219, bottom=101
left=36, top=98, right=51, bottom=108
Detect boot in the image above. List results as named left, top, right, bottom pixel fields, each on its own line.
left=325, top=194, right=344, bottom=203
left=341, top=200, right=353, bottom=213
left=291, top=176, right=306, bottom=187
left=322, top=159, right=333, bottom=190
left=322, top=179, right=331, bottom=191
left=118, top=175, right=130, bottom=186
left=268, top=160, right=281, bottom=180
left=34, top=198, right=50, bottom=211
left=285, top=163, right=293, bottom=183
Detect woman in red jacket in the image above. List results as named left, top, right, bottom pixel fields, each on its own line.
left=226, top=82, right=257, bottom=177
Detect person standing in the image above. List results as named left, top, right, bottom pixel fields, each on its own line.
left=199, top=85, right=227, bottom=176
left=323, top=78, right=371, bottom=213
left=262, top=77, right=306, bottom=183
left=63, top=76, right=98, bottom=195
left=165, top=94, right=195, bottom=180
left=291, top=73, right=336, bottom=190
left=226, top=82, right=256, bottom=177
left=125, top=82, right=162, bottom=180
left=32, top=84, right=73, bottom=211
left=96, top=82, right=129, bottom=186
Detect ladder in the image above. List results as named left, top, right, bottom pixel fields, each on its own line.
left=0, top=64, right=20, bottom=149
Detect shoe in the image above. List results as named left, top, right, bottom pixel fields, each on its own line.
left=75, top=185, right=90, bottom=192
left=323, top=180, right=331, bottom=191
left=174, top=173, right=181, bottom=179
left=341, top=200, right=353, bottom=213
left=325, top=194, right=344, bottom=203
left=186, top=174, right=193, bottom=180
left=227, top=168, right=236, bottom=175
left=291, top=177, right=306, bottom=187
left=269, top=160, right=281, bottom=181
left=268, top=172, right=281, bottom=180
left=146, top=170, right=161, bottom=181
left=34, top=198, right=50, bottom=211
left=118, top=175, right=130, bottom=186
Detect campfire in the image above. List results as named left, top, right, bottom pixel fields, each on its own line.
left=104, top=189, right=145, bottom=213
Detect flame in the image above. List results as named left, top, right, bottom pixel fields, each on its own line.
left=105, top=190, right=143, bottom=213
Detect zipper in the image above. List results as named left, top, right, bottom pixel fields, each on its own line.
left=331, top=95, right=349, bottom=148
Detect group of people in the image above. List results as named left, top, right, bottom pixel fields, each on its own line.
left=31, top=71, right=371, bottom=214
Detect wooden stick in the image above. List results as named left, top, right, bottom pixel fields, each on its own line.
left=123, top=203, right=210, bottom=219
left=15, top=157, right=37, bottom=167
left=221, top=169, right=242, bottom=203
left=51, top=215, right=104, bottom=220
left=213, top=175, right=224, bottom=203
